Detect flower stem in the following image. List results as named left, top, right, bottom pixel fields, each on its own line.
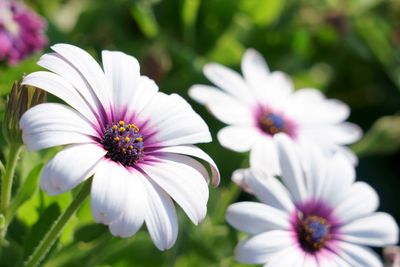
left=23, top=179, right=92, bottom=267
left=0, top=144, right=22, bottom=241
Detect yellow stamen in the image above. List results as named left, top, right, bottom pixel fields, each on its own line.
left=119, top=127, right=125, bottom=132
left=136, top=137, right=143, bottom=142
left=119, top=121, right=125, bottom=126
left=125, top=137, right=130, bottom=142
left=112, top=125, right=118, bottom=130
left=114, top=137, right=120, bottom=141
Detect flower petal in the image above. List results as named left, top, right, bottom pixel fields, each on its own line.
left=301, top=122, right=362, bottom=145
left=188, top=84, right=254, bottom=125
left=20, top=103, right=98, bottom=151
left=217, top=125, right=260, bottom=152
left=109, top=169, right=146, bottom=238
left=235, top=230, right=293, bottom=264
left=333, top=182, right=379, bottom=224
left=139, top=93, right=211, bottom=147
left=22, top=71, right=97, bottom=122
left=140, top=153, right=209, bottom=225
left=91, top=160, right=130, bottom=225
left=51, top=44, right=113, bottom=118
left=138, top=175, right=178, bottom=251
left=318, top=152, right=355, bottom=206
left=285, top=89, right=350, bottom=125
left=203, top=63, right=255, bottom=105
left=40, top=144, right=106, bottom=195
left=246, top=169, right=295, bottom=213
left=226, top=202, right=290, bottom=234
left=336, top=241, right=383, bottom=267
left=339, top=212, right=399, bottom=246
left=266, top=247, right=305, bottom=267
left=151, top=145, right=220, bottom=186
left=102, top=51, right=159, bottom=118
left=38, top=53, right=104, bottom=119
left=275, top=134, right=307, bottom=204
left=250, top=137, right=280, bottom=176
left=241, top=48, right=270, bottom=90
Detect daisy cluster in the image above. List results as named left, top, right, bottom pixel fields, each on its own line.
left=14, top=43, right=398, bottom=267
left=0, top=0, right=47, bottom=64
left=190, top=49, right=399, bottom=266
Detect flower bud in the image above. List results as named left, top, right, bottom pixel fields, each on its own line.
left=2, top=79, right=46, bottom=145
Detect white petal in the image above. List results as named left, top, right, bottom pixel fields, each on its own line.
left=246, top=169, right=295, bottom=213
left=235, top=230, right=293, bottom=264
left=297, top=139, right=327, bottom=199
left=22, top=71, right=97, bottom=122
left=102, top=51, right=159, bottom=118
left=51, top=44, right=113, bottom=119
left=333, top=182, right=379, bottom=224
left=139, top=153, right=209, bottom=225
left=318, top=152, right=355, bottom=206
left=139, top=93, right=211, bottom=147
left=38, top=53, right=103, bottom=119
left=250, top=138, right=280, bottom=176
left=340, top=212, right=399, bottom=246
left=217, top=126, right=260, bottom=152
left=226, top=202, right=290, bottom=234
left=316, top=249, right=351, bottom=267
left=138, top=175, right=178, bottom=251
left=20, top=103, right=98, bottom=151
left=203, top=63, right=255, bottom=105
left=91, top=160, right=130, bottom=225
left=266, top=247, right=305, bottom=267
left=40, top=144, right=106, bottom=195
left=301, top=122, right=363, bottom=145
left=261, top=71, right=294, bottom=108
left=109, top=169, right=146, bottom=238
left=231, top=168, right=253, bottom=193
left=151, top=145, right=220, bottom=186
left=337, top=242, right=383, bottom=267
left=188, top=84, right=254, bottom=125
left=241, top=48, right=270, bottom=88
left=275, top=134, right=307, bottom=204
left=285, top=89, right=350, bottom=125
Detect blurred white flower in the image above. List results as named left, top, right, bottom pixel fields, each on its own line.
left=226, top=134, right=398, bottom=266
left=189, top=49, right=362, bottom=178
left=20, top=44, right=219, bottom=250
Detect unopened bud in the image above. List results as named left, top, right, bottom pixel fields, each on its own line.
left=2, top=79, right=46, bottom=145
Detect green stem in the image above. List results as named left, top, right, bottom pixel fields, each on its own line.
left=0, top=144, right=22, bottom=241
left=24, top=179, right=92, bottom=267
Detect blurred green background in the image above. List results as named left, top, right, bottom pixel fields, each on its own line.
left=1, top=0, right=400, bottom=266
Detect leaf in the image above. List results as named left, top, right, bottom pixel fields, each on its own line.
left=23, top=203, right=61, bottom=259
left=239, top=0, right=285, bottom=26
left=130, top=1, right=159, bottom=38
left=9, top=164, right=43, bottom=221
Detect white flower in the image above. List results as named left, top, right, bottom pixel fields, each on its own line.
left=226, top=134, right=398, bottom=267
left=189, top=49, right=362, bottom=178
left=20, top=44, right=220, bottom=250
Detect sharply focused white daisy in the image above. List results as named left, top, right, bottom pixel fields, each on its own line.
left=226, top=134, right=399, bottom=267
left=19, top=43, right=220, bottom=250
left=189, top=49, right=362, bottom=176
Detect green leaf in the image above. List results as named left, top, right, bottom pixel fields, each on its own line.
left=130, top=1, right=159, bottom=38
left=239, top=0, right=285, bottom=26
left=23, top=203, right=61, bottom=259
left=9, top=164, right=43, bottom=222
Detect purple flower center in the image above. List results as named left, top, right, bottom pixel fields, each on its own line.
left=257, top=110, right=293, bottom=136
left=297, top=215, right=331, bottom=253
left=101, top=120, right=144, bottom=166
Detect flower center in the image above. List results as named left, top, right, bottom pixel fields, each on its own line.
left=297, top=215, right=331, bottom=253
left=101, top=121, right=144, bottom=166
left=258, top=110, right=292, bottom=136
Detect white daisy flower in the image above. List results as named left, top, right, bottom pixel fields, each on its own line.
left=226, top=134, right=398, bottom=267
left=189, top=49, right=362, bottom=177
left=19, top=43, right=220, bottom=250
